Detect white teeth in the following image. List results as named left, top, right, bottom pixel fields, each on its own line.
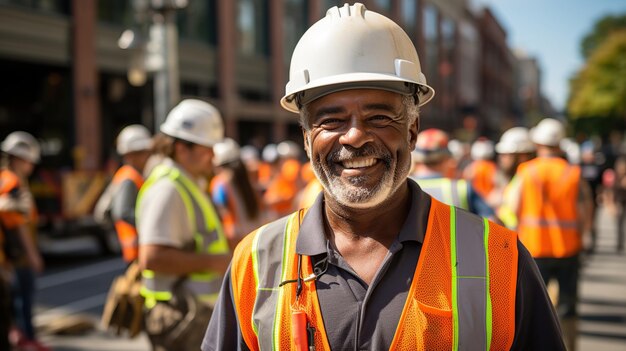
left=342, top=158, right=376, bottom=169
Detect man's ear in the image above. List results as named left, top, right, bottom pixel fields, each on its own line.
left=302, top=128, right=311, bottom=159
left=408, top=117, right=419, bottom=150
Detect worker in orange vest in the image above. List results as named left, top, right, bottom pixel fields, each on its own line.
left=1, top=131, right=49, bottom=351
left=263, top=141, right=302, bottom=219
left=109, top=125, right=153, bottom=263
left=202, top=4, right=564, bottom=350
left=507, top=118, right=593, bottom=351
left=463, top=138, right=499, bottom=204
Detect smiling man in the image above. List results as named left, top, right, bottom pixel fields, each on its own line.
left=202, top=3, right=564, bottom=350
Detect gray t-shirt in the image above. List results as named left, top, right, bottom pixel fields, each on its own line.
left=137, top=158, right=207, bottom=248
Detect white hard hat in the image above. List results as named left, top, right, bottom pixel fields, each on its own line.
left=560, top=138, right=581, bottom=164
left=213, top=138, right=241, bottom=167
left=1, top=131, right=40, bottom=163
left=262, top=144, right=278, bottom=163
left=530, top=118, right=565, bottom=147
left=277, top=141, right=301, bottom=159
left=495, top=127, right=535, bottom=154
left=116, top=124, right=152, bottom=155
left=240, top=145, right=260, bottom=163
left=280, top=2, right=434, bottom=113
left=160, top=99, right=224, bottom=147
left=471, top=139, right=495, bottom=160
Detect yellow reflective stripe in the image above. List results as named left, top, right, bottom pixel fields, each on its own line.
left=273, top=212, right=298, bottom=351
left=142, top=270, right=155, bottom=279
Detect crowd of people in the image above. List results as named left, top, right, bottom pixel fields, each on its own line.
left=2, top=3, right=625, bottom=351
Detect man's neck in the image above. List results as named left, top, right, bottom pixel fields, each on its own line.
left=323, top=182, right=411, bottom=246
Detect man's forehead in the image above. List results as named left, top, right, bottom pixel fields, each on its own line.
left=309, top=89, right=403, bottom=114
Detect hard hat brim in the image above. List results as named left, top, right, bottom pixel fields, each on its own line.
left=281, top=73, right=434, bottom=113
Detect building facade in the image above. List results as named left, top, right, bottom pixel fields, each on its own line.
left=0, top=0, right=527, bottom=171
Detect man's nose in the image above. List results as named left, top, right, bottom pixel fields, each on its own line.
left=338, top=118, right=374, bottom=149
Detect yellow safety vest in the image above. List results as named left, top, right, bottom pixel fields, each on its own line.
left=137, top=164, right=229, bottom=308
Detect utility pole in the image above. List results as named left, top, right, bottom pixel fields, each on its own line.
left=119, top=0, right=187, bottom=131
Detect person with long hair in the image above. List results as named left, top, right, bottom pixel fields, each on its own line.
left=210, top=138, right=266, bottom=249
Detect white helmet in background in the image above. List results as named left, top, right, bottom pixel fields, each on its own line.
left=471, top=139, right=495, bottom=160
left=213, top=138, right=241, bottom=167
left=277, top=141, right=301, bottom=159
left=560, top=138, right=581, bottom=164
left=262, top=144, right=278, bottom=163
left=116, top=124, right=152, bottom=155
left=530, top=118, right=565, bottom=147
left=160, top=99, right=224, bottom=147
left=495, top=127, right=535, bottom=154
left=281, top=2, right=434, bottom=113
left=1, top=131, right=41, bottom=164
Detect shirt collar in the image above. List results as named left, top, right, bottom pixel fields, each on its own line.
left=295, top=179, right=432, bottom=256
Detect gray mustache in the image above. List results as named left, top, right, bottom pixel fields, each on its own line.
left=328, top=145, right=392, bottom=164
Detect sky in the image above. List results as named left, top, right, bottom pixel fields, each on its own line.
left=475, top=0, right=626, bottom=112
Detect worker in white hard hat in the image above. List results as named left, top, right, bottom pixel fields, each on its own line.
left=410, top=128, right=497, bottom=220
left=210, top=138, right=265, bottom=249
left=507, top=118, right=593, bottom=350
left=96, top=125, right=153, bottom=263
left=0, top=131, right=50, bottom=351
left=492, top=127, right=536, bottom=229
left=203, top=3, right=563, bottom=350
left=135, top=99, right=231, bottom=351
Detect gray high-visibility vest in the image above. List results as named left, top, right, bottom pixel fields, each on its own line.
left=137, top=164, right=228, bottom=308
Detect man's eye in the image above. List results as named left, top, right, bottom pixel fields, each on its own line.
left=369, top=115, right=393, bottom=123
left=318, top=118, right=342, bottom=127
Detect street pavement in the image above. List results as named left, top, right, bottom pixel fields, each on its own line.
left=33, top=207, right=626, bottom=351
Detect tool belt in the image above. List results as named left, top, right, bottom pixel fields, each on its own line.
left=142, top=277, right=213, bottom=350
left=101, top=261, right=144, bottom=338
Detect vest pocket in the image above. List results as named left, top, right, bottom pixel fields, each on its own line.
left=416, top=301, right=453, bottom=348
left=417, top=301, right=452, bottom=318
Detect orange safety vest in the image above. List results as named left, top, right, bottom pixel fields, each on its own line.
left=0, top=169, right=26, bottom=229
left=111, top=165, right=144, bottom=263
left=517, top=157, right=581, bottom=258
left=466, top=160, right=497, bottom=199
left=231, top=199, right=518, bottom=350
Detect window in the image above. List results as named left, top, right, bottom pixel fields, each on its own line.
left=284, top=0, right=308, bottom=62
left=423, top=3, right=439, bottom=88
left=401, top=0, right=418, bottom=38
left=237, top=0, right=269, bottom=56
left=177, top=0, right=217, bottom=45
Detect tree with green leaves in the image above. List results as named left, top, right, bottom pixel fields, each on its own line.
left=581, top=14, right=626, bottom=59
left=568, top=28, right=626, bottom=124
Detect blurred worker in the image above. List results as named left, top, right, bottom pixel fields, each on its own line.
left=296, top=161, right=322, bottom=209
left=263, top=140, right=302, bottom=218
left=257, top=143, right=278, bottom=193
left=494, top=127, right=536, bottom=229
left=447, top=138, right=471, bottom=178
left=508, top=118, right=593, bottom=350
left=136, top=99, right=231, bottom=351
left=239, top=145, right=262, bottom=193
left=203, top=4, right=563, bottom=350
left=210, top=138, right=265, bottom=249
left=605, top=156, right=626, bottom=253
left=0, top=132, right=49, bottom=351
left=410, top=128, right=497, bottom=220
left=109, top=125, right=153, bottom=263
left=579, top=140, right=603, bottom=254
left=463, top=138, right=498, bottom=203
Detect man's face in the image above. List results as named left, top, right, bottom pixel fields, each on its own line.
left=188, top=143, right=215, bottom=178
left=303, top=89, right=418, bottom=209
